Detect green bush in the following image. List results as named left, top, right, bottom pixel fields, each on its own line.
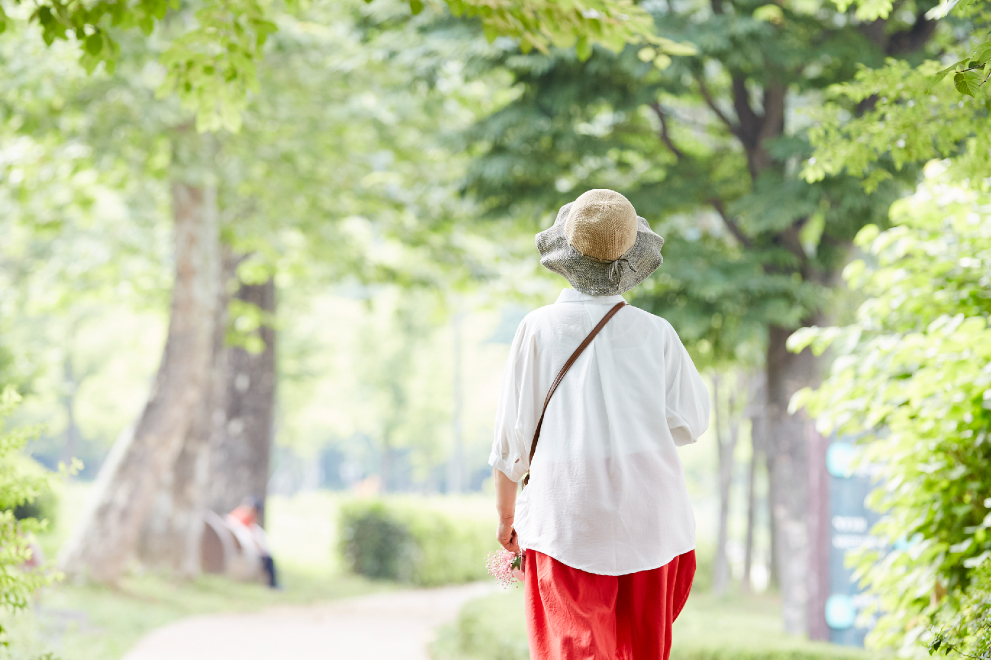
left=0, top=388, right=59, bottom=650
left=789, top=172, right=991, bottom=655
left=338, top=497, right=496, bottom=586
left=432, top=590, right=872, bottom=660
left=338, top=500, right=415, bottom=581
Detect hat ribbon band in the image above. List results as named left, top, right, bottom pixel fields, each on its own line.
left=574, top=249, right=638, bottom=283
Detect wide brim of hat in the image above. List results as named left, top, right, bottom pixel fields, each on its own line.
left=536, top=202, right=664, bottom=296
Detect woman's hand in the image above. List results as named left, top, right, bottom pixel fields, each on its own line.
left=497, top=515, right=520, bottom=554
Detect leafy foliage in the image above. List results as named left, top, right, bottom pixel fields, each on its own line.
left=2, top=0, right=682, bottom=132
left=789, top=167, right=991, bottom=656
left=417, top=0, right=691, bottom=59
left=804, top=0, right=991, bottom=187
left=457, top=0, right=926, bottom=365
left=0, top=388, right=58, bottom=648
left=930, top=560, right=991, bottom=660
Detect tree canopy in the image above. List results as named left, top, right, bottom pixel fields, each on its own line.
left=805, top=0, right=991, bottom=188
left=454, top=0, right=939, bottom=632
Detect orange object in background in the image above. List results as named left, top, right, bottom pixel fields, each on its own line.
left=228, top=504, right=258, bottom=529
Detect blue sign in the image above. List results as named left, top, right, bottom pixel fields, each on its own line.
left=827, top=440, right=882, bottom=647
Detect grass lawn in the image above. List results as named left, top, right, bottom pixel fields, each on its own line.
left=431, top=588, right=878, bottom=660
left=5, top=484, right=403, bottom=660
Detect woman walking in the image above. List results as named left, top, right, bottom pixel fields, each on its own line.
left=489, top=189, right=710, bottom=660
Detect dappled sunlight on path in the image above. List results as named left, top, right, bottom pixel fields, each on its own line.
left=122, top=582, right=494, bottom=660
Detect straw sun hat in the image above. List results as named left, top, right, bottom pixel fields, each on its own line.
left=536, top=189, right=664, bottom=296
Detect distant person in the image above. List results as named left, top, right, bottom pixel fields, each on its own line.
left=490, top=190, right=710, bottom=660
left=227, top=497, right=279, bottom=588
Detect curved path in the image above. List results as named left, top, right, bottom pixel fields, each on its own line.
left=123, top=582, right=493, bottom=660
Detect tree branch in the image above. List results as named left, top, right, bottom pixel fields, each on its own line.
left=710, top=197, right=753, bottom=249
left=758, top=82, right=786, bottom=144
left=886, top=11, right=937, bottom=55
left=859, top=11, right=936, bottom=56
left=731, top=75, right=762, bottom=143
left=778, top=223, right=810, bottom=265
left=695, top=74, right=739, bottom=136
left=649, top=102, right=684, bottom=160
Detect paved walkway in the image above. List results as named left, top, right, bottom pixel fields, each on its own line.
left=123, top=582, right=493, bottom=660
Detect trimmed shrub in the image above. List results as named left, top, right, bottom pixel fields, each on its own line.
left=338, top=500, right=416, bottom=581
left=338, top=497, right=496, bottom=586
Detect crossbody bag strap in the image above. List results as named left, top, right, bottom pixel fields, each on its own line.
left=522, top=301, right=626, bottom=488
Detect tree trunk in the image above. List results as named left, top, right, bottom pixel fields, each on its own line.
left=766, top=447, right=780, bottom=591
left=60, top=355, right=80, bottom=468
left=807, top=424, right=831, bottom=641
left=714, top=372, right=741, bottom=596
left=380, top=436, right=394, bottom=493
left=765, top=322, right=820, bottom=634
left=447, top=309, right=464, bottom=494
left=58, top=181, right=220, bottom=583
left=742, top=416, right=759, bottom=594
left=711, top=374, right=726, bottom=593
left=206, top=270, right=276, bottom=523
left=139, top=242, right=232, bottom=575
left=743, top=371, right=765, bottom=594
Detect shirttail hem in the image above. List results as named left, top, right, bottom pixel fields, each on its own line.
left=519, top=541, right=698, bottom=577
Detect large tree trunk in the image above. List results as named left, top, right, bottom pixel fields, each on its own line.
left=743, top=372, right=765, bottom=594
left=138, top=243, right=233, bottom=575
left=59, top=181, right=220, bottom=583
left=765, top=321, right=820, bottom=634
left=742, top=408, right=759, bottom=593
left=713, top=373, right=740, bottom=595
left=206, top=270, right=276, bottom=522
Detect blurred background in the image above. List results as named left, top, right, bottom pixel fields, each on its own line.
left=1, top=0, right=990, bottom=658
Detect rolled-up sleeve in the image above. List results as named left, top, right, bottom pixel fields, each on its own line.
left=489, top=320, right=534, bottom=482
left=662, top=321, right=710, bottom=446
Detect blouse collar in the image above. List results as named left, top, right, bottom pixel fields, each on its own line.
left=555, top=288, right=627, bottom=305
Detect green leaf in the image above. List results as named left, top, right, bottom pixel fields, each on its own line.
left=854, top=0, right=893, bottom=19
left=576, top=34, right=591, bottom=60
left=973, top=39, right=991, bottom=64
left=753, top=4, right=784, bottom=22
left=653, top=36, right=698, bottom=56
left=926, top=60, right=964, bottom=93
left=953, top=70, right=982, bottom=97
left=85, top=32, right=103, bottom=56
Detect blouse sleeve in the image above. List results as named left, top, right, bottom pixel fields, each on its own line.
left=489, top=319, right=535, bottom=483
left=662, top=321, right=710, bottom=446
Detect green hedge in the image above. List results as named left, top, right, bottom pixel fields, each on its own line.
left=431, top=589, right=875, bottom=660
left=338, top=497, right=497, bottom=586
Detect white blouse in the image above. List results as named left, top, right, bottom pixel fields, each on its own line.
left=489, top=288, right=710, bottom=576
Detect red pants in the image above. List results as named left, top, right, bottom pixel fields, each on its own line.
left=524, top=549, right=696, bottom=660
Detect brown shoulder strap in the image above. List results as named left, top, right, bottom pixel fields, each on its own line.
left=522, top=301, right=626, bottom=488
